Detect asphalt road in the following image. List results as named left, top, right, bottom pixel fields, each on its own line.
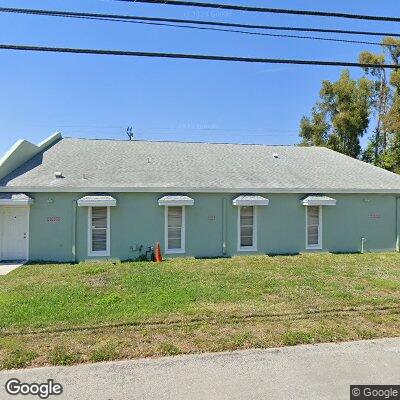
left=1, top=338, right=399, bottom=400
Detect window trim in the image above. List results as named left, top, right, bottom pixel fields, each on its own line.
left=305, top=205, right=322, bottom=250
left=237, top=205, right=257, bottom=252
left=88, top=206, right=111, bottom=257
left=165, top=205, right=186, bottom=254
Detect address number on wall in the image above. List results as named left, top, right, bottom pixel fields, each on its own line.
left=368, top=213, right=381, bottom=219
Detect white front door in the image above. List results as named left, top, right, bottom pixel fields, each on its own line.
left=1, top=207, right=29, bottom=261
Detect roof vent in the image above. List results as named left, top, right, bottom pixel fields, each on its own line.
left=273, top=153, right=279, bottom=159
left=54, top=171, right=63, bottom=179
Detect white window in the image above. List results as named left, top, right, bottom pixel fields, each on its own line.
left=238, top=206, right=257, bottom=251
left=306, top=206, right=322, bottom=249
left=88, top=206, right=110, bottom=256
left=165, top=206, right=185, bottom=254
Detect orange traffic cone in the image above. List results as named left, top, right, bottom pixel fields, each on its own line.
left=155, top=242, right=163, bottom=262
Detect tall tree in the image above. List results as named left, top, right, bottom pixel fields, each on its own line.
left=299, top=70, right=372, bottom=158
left=299, top=108, right=329, bottom=147
left=358, top=51, right=389, bottom=160
left=385, top=69, right=400, bottom=132
left=361, top=37, right=400, bottom=173
left=381, top=67, right=400, bottom=173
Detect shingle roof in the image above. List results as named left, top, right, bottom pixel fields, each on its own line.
left=1, top=138, right=400, bottom=193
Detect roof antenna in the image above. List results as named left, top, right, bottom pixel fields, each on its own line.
left=126, top=126, right=134, bottom=141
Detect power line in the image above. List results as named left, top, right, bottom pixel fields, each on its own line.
left=144, top=127, right=298, bottom=133
left=0, top=8, right=397, bottom=48
left=115, top=0, right=400, bottom=23
left=1, top=44, right=399, bottom=68
left=2, top=7, right=400, bottom=39
left=17, top=122, right=297, bottom=134
left=138, top=128, right=298, bottom=135
left=126, top=22, right=396, bottom=48
left=65, top=130, right=298, bottom=137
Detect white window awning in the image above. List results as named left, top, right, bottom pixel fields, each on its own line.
left=233, top=195, right=269, bottom=206
left=158, top=195, right=194, bottom=206
left=0, top=193, right=34, bottom=206
left=77, top=195, right=117, bottom=207
left=302, top=195, right=336, bottom=206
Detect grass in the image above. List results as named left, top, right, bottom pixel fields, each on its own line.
left=0, top=253, right=399, bottom=369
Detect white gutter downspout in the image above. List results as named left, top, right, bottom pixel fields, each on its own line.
left=396, top=197, right=400, bottom=252
left=72, top=200, right=77, bottom=262
left=222, top=198, right=227, bottom=255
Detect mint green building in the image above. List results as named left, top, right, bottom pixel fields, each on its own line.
left=1, top=133, right=400, bottom=262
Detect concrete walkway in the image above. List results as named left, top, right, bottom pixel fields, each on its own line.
left=0, top=262, right=25, bottom=276
left=1, top=338, right=399, bottom=399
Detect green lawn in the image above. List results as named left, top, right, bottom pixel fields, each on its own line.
left=0, top=253, right=400, bottom=369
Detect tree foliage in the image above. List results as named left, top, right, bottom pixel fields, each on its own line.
left=300, top=37, right=400, bottom=174
left=300, top=70, right=371, bottom=158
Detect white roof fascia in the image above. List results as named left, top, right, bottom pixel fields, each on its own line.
left=1, top=187, right=400, bottom=194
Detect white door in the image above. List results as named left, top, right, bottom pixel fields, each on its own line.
left=1, top=207, right=29, bottom=261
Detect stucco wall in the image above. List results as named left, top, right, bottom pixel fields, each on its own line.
left=26, top=192, right=399, bottom=262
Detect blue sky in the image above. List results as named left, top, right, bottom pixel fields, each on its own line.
left=0, top=0, right=399, bottom=155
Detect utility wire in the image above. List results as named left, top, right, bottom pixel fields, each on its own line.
left=65, top=131, right=298, bottom=137
left=2, top=7, right=400, bottom=39
left=121, top=22, right=396, bottom=48
left=22, top=123, right=297, bottom=134
left=1, top=44, right=399, bottom=68
left=115, top=0, right=400, bottom=23
left=1, top=8, right=399, bottom=49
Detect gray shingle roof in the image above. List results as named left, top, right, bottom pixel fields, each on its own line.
left=1, top=138, right=400, bottom=193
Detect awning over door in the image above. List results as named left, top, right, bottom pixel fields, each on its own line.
left=232, top=195, right=269, bottom=206
left=0, top=193, right=34, bottom=206
left=301, top=195, right=337, bottom=206
left=77, top=195, right=117, bottom=207
left=158, top=195, right=194, bottom=206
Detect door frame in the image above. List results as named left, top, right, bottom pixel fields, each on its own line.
left=0, top=206, right=30, bottom=261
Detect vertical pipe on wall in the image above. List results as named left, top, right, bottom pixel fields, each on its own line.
left=72, top=200, right=77, bottom=262
left=361, top=237, right=366, bottom=254
left=222, top=198, right=227, bottom=255
left=396, top=197, right=400, bottom=252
